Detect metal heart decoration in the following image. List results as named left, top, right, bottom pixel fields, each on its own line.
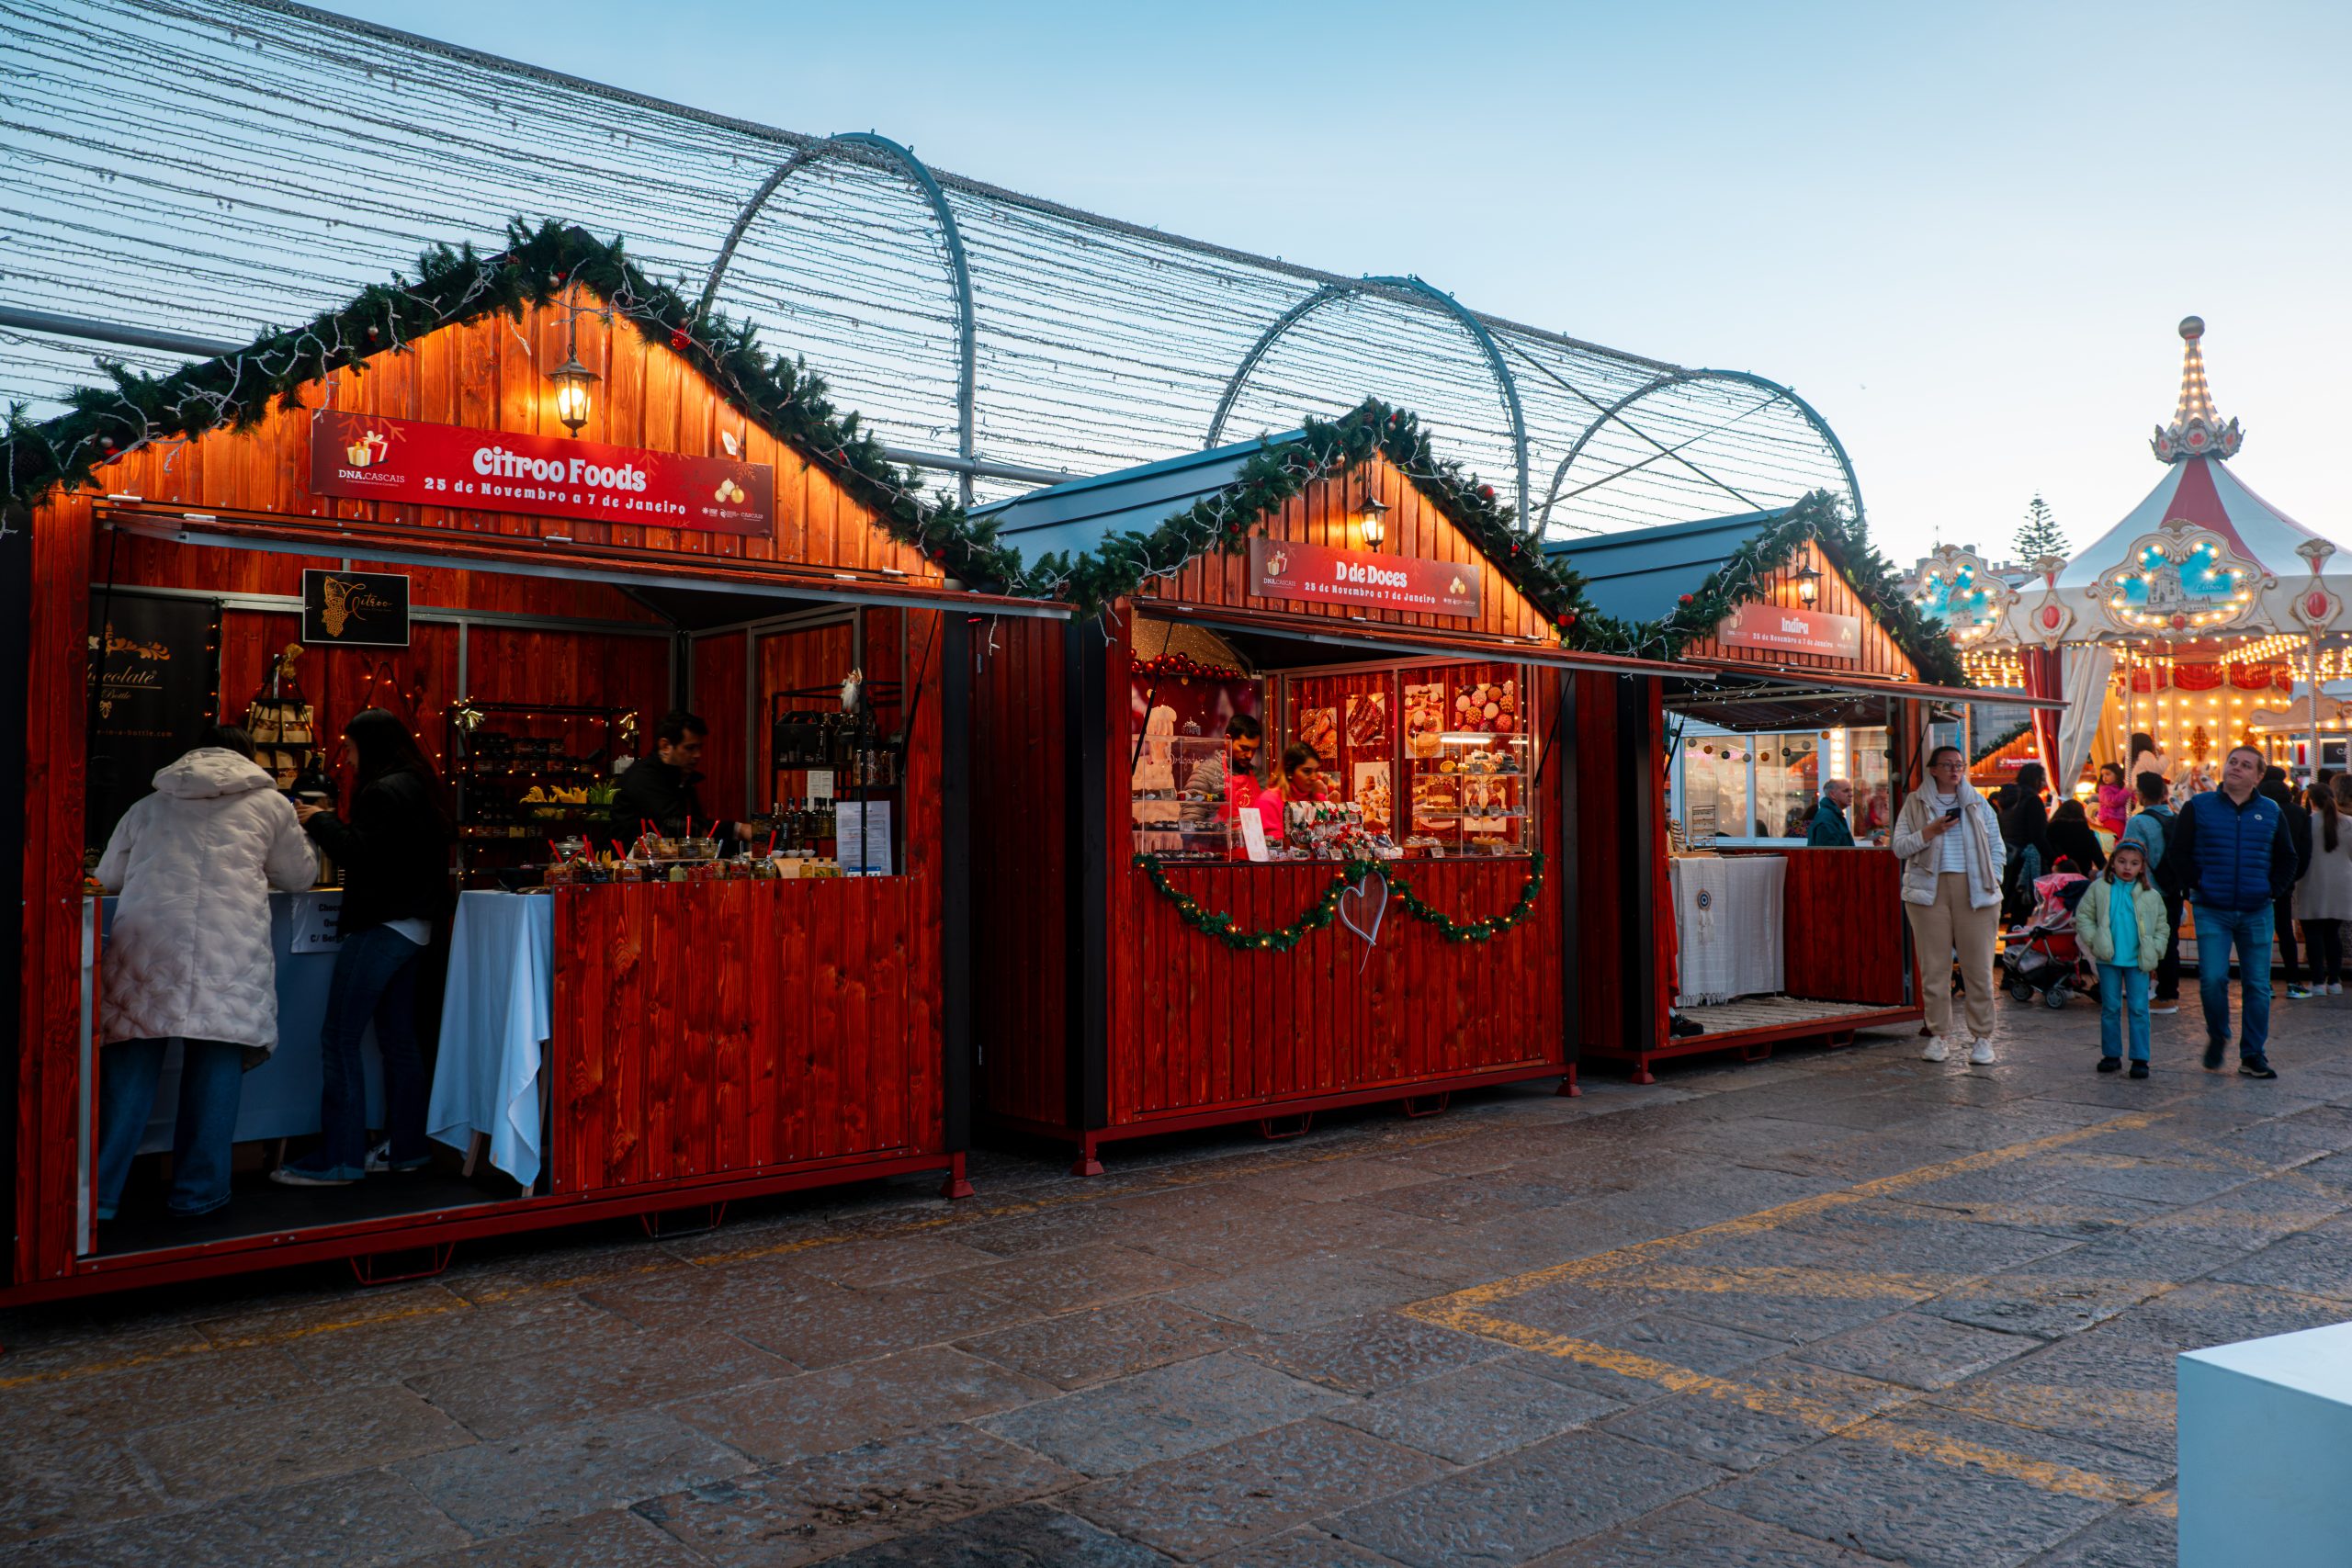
left=1338, top=873, right=1389, bottom=971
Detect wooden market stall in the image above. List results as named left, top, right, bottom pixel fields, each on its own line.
left=962, top=406, right=1682, bottom=1172
left=2, top=228, right=1035, bottom=1303
left=1551, top=500, right=2055, bottom=1081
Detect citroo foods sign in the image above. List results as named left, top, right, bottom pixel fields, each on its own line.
left=309, top=411, right=774, bottom=537
left=1248, top=539, right=1481, bottom=618
left=1717, top=603, right=1863, bottom=659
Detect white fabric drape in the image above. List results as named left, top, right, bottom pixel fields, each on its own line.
left=2057, top=645, right=2116, bottom=793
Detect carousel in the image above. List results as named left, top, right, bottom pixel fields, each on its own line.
left=1964, top=317, right=2352, bottom=794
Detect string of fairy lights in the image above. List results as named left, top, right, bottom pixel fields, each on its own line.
left=1, top=0, right=1859, bottom=538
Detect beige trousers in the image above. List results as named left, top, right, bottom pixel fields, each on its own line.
left=1904, top=871, right=1999, bottom=1040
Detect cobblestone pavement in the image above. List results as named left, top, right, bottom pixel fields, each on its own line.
left=11, top=991, right=2352, bottom=1566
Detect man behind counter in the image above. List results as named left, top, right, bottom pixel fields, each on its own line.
left=1180, top=713, right=1263, bottom=829
left=616, top=710, right=754, bottom=851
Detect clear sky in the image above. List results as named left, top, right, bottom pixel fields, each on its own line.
left=324, top=0, right=2352, bottom=565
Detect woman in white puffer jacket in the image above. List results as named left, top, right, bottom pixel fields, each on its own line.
left=94, top=727, right=318, bottom=1220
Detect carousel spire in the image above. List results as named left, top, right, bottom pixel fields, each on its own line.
left=2151, top=314, right=2245, bottom=463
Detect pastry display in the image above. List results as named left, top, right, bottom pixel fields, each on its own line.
left=1296, top=706, right=1338, bottom=764
left=1403, top=682, right=1445, bottom=758
left=1345, top=691, right=1389, bottom=751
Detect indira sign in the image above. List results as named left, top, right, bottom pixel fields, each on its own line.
left=309, top=411, right=774, bottom=537
left=1248, top=539, right=1481, bottom=618
left=1717, top=604, right=1862, bottom=659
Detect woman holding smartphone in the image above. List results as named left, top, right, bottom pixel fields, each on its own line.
left=1892, top=746, right=2007, bottom=1066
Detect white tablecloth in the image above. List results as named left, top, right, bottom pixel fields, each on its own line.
left=1670, top=855, right=1785, bottom=1006
left=427, top=891, right=555, bottom=1187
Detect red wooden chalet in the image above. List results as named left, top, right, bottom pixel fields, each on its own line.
left=1551, top=503, right=2052, bottom=1081
left=961, top=412, right=1683, bottom=1173
left=1, top=229, right=1040, bottom=1304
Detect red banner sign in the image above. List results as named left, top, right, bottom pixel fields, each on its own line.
left=308, top=411, right=775, bottom=537
left=1717, top=603, right=1862, bottom=660
left=1248, top=538, right=1481, bottom=618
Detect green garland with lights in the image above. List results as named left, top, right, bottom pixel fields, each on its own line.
left=1134, top=850, right=1547, bottom=951
left=1566, top=491, right=1969, bottom=687
left=1031, top=400, right=1595, bottom=632
left=3, top=219, right=1033, bottom=592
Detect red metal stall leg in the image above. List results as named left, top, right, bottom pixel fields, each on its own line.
left=938, top=1152, right=975, bottom=1201
left=1069, top=1135, right=1104, bottom=1179
left=348, top=1243, right=458, bottom=1287
left=1627, top=1057, right=1658, bottom=1087
left=639, top=1201, right=728, bottom=1239
left=1400, top=1093, right=1450, bottom=1119
left=1257, top=1113, right=1314, bottom=1141
left=1555, top=1066, right=1581, bottom=1097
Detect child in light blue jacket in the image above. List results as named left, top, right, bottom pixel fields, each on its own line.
left=2079, top=840, right=2167, bottom=1077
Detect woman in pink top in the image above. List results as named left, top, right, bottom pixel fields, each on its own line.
left=1256, top=743, right=1329, bottom=845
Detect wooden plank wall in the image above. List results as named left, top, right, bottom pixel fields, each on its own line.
left=688, top=633, right=747, bottom=828
left=548, top=607, right=945, bottom=1190
left=1570, top=671, right=1629, bottom=1053
left=1109, top=859, right=1562, bottom=1122
left=1677, top=539, right=1922, bottom=682
left=16, top=495, right=92, bottom=1282
left=1780, top=850, right=1911, bottom=1006
left=967, top=615, right=1071, bottom=1127
left=73, top=301, right=933, bottom=584
left=1140, top=457, right=1557, bottom=644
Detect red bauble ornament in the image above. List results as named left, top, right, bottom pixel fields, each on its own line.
left=1679, top=593, right=1695, bottom=606
left=1510, top=542, right=1521, bottom=555
left=1562, top=613, right=1578, bottom=627
left=1477, top=485, right=1495, bottom=502
left=669, top=327, right=690, bottom=351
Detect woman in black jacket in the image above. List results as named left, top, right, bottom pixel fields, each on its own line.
left=2001, top=762, right=2055, bottom=919
left=276, top=709, right=452, bottom=1187
left=2048, top=796, right=2108, bottom=875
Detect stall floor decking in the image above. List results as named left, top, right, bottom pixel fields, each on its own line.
left=95, top=1168, right=507, bottom=1259
left=1676, top=993, right=1881, bottom=1033
left=14, top=995, right=2352, bottom=1563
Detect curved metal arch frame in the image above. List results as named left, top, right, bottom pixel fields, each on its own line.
left=1204, top=276, right=1532, bottom=533
left=1537, top=368, right=1863, bottom=536
left=702, top=132, right=978, bottom=502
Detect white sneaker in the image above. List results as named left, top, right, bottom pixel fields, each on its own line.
left=1969, top=1038, right=1997, bottom=1066
left=1921, top=1038, right=1951, bottom=1063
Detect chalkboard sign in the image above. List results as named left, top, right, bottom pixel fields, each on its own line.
left=87, top=592, right=220, bottom=852
left=301, top=568, right=410, bottom=648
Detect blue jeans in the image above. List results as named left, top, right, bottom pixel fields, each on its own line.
left=291, top=926, right=426, bottom=1179
left=2097, top=964, right=2151, bottom=1063
left=2196, top=903, right=2274, bottom=1060
left=96, top=1037, right=245, bottom=1218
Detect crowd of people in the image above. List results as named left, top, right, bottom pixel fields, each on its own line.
left=1917, top=728, right=2349, bottom=1084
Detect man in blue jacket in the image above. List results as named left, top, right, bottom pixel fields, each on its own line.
left=2169, top=744, right=2300, bottom=1077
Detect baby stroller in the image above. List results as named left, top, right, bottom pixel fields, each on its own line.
left=2001, top=868, right=2094, bottom=1009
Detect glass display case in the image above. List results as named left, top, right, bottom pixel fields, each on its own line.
left=1405, top=734, right=1532, bottom=856
left=1132, top=733, right=1240, bottom=859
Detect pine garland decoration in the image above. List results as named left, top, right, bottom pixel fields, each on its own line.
left=1566, top=491, right=1970, bottom=687
left=1135, top=851, right=1546, bottom=952
left=3, top=220, right=1032, bottom=593
left=1029, top=400, right=1596, bottom=637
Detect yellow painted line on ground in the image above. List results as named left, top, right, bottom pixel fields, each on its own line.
left=1591, top=1263, right=1953, bottom=1302
left=1409, top=1303, right=2152, bottom=1506
left=1933, top=1382, right=2177, bottom=1432
left=0, top=1298, right=458, bottom=1391
left=1428, top=1110, right=2159, bottom=1314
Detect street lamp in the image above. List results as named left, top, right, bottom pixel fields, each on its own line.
left=1794, top=564, right=1823, bottom=605
left=548, top=277, right=602, bottom=435
left=1360, top=495, right=1389, bottom=550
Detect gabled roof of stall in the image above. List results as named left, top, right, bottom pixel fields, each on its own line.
left=0, top=220, right=1024, bottom=589
left=968, top=398, right=1592, bottom=628
left=1546, top=491, right=1970, bottom=687
left=972, top=434, right=1302, bottom=566
left=1546, top=509, right=1785, bottom=626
